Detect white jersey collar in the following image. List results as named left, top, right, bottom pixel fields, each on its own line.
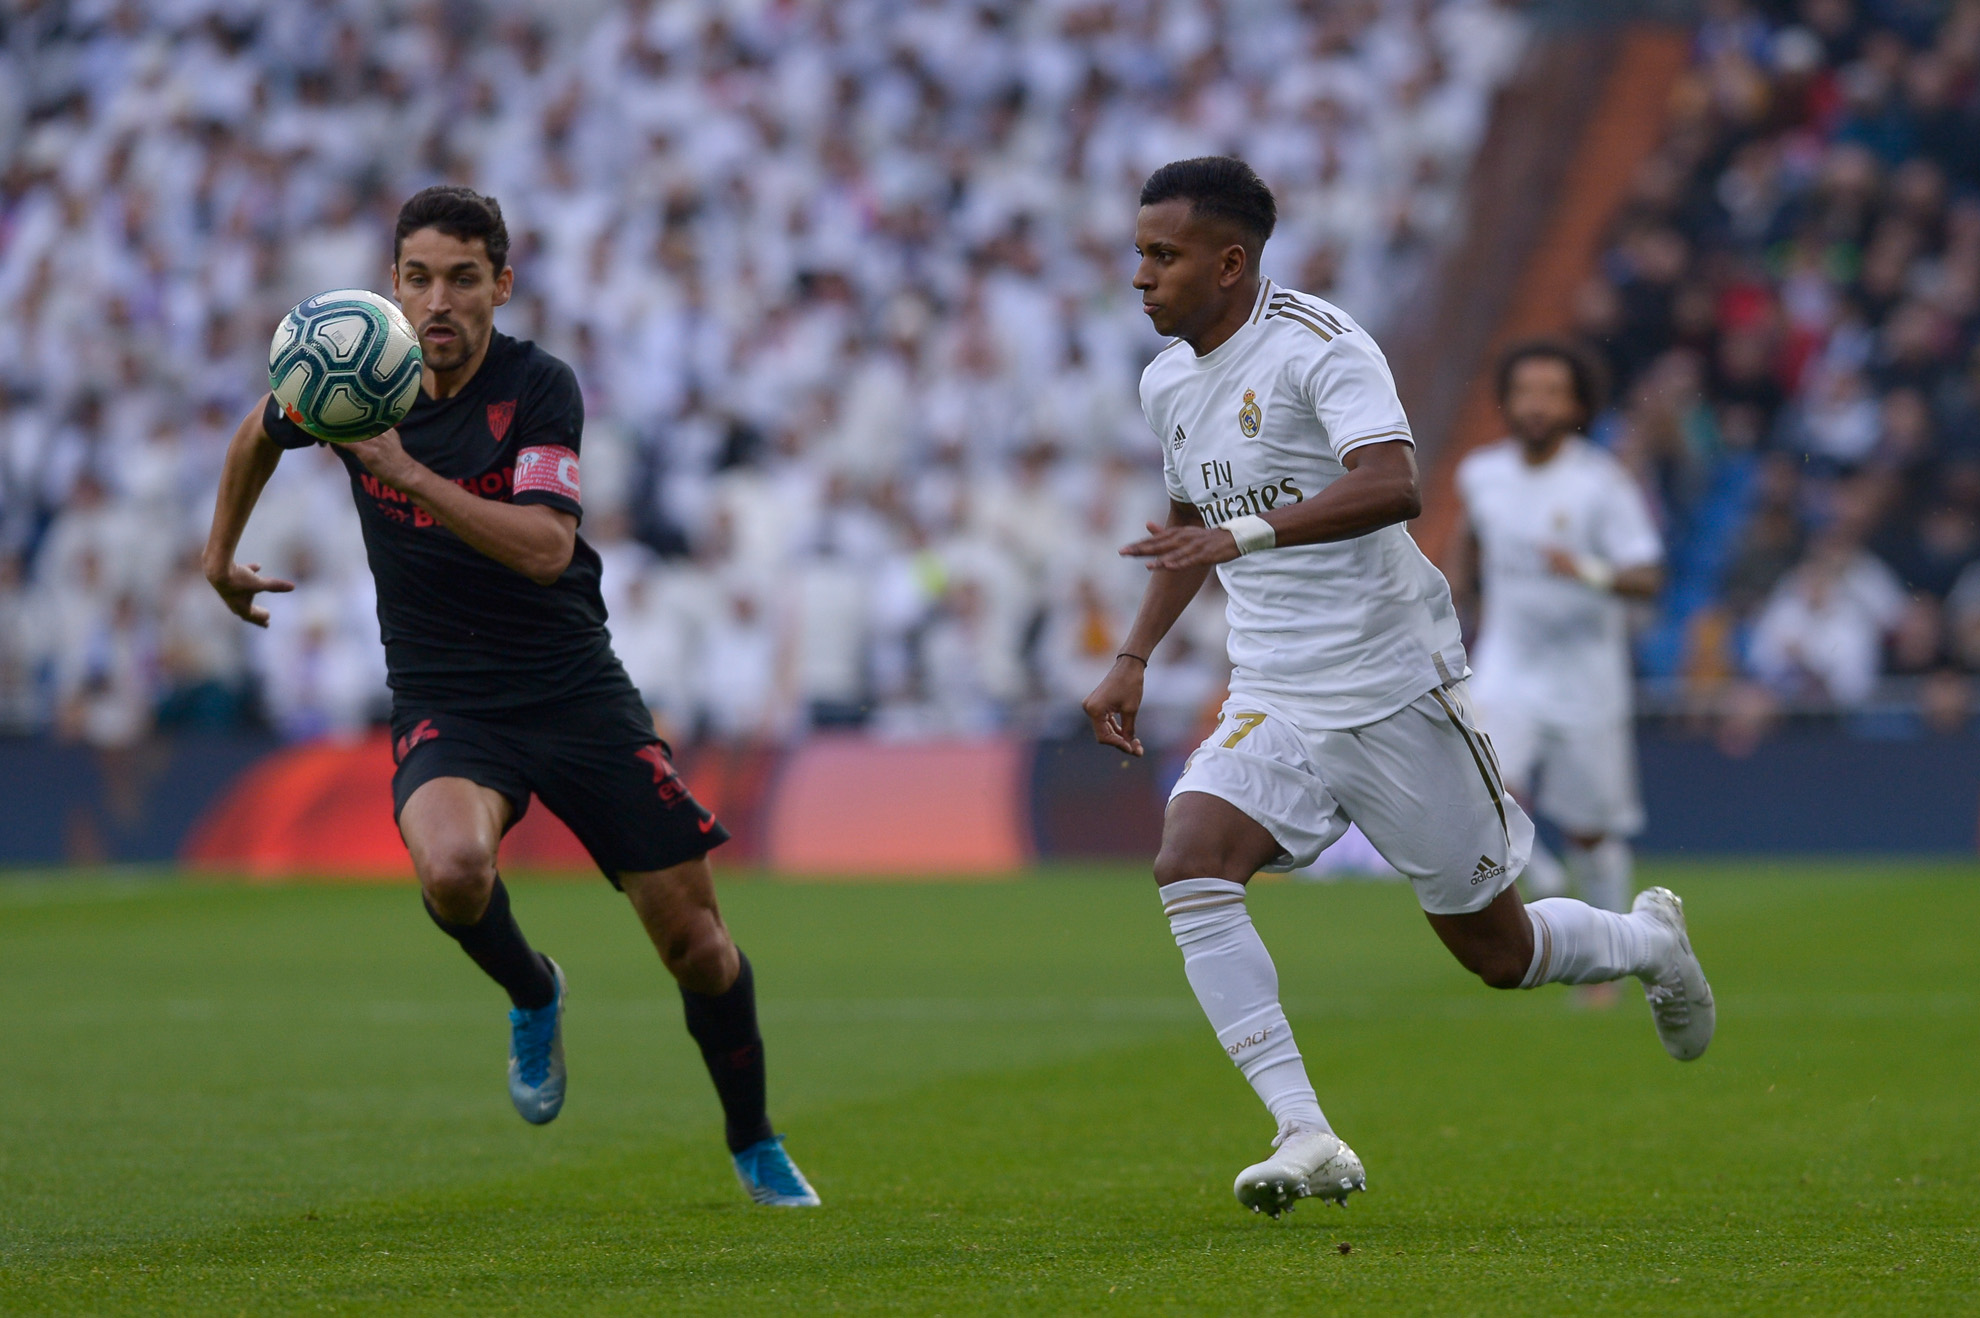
left=1187, top=278, right=1274, bottom=370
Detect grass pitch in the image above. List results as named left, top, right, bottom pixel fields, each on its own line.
left=1, top=862, right=1974, bottom=1315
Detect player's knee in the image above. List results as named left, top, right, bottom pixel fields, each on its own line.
left=664, top=921, right=734, bottom=994
left=415, top=839, right=498, bottom=914
left=1152, top=841, right=1245, bottom=888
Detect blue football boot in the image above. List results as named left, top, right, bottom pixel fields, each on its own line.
left=507, top=957, right=567, bottom=1125
left=732, top=1135, right=822, bottom=1207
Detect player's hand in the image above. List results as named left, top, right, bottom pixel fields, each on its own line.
left=1543, top=547, right=1580, bottom=579
left=1082, top=656, right=1147, bottom=757
left=1120, top=520, right=1241, bottom=571
left=204, top=559, right=294, bottom=628
left=344, top=427, right=422, bottom=492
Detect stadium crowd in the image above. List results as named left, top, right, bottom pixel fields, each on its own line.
left=0, top=0, right=1526, bottom=747
left=1570, top=0, right=1980, bottom=737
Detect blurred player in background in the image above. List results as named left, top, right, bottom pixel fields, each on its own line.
left=200, top=186, right=818, bottom=1207
left=1452, top=345, right=1664, bottom=989
left=1084, top=158, right=1713, bottom=1219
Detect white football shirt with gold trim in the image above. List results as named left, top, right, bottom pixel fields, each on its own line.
left=1456, top=436, right=1663, bottom=726
left=1141, top=279, right=1466, bottom=730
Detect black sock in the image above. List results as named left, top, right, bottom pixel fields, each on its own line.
left=681, top=950, right=774, bottom=1153
left=424, top=877, right=556, bottom=1011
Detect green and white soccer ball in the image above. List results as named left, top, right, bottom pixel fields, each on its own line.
left=268, top=289, right=423, bottom=444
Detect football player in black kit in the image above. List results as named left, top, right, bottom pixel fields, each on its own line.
left=202, top=186, right=819, bottom=1207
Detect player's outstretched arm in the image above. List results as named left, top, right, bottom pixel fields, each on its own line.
left=202, top=396, right=296, bottom=628
left=344, top=428, right=577, bottom=585
left=1084, top=499, right=1213, bottom=757
left=1121, top=440, right=1422, bottom=570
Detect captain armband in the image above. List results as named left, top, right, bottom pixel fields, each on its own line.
left=1223, top=514, right=1277, bottom=556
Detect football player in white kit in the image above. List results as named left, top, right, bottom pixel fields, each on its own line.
left=1454, top=345, right=1664, bottom=938
left=1082, top=158, right=1715, bottom=1219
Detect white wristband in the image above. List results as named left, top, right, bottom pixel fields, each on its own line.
left=1573, top=555, right=1616, bottom=591
left=1224, top=514, right=1276, bottom=555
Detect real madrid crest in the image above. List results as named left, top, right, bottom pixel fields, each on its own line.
left=1239, top=388, right=1262, bottom=438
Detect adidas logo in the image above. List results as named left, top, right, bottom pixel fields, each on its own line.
left=1471, top=855, right=1507, bottom=886
left=1173, top=424, right=1187, bottom=450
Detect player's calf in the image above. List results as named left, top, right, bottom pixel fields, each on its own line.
left=622, top=861, right=807, bottom=1201
left=1426, top=887, right=1536, bottom=990
left=623, top=861, right=738, bottom=995
left=407, top=797, right=554, bottom=1012
left=423, top=877, right=558, bottom=1012
left=1491, top=884, right=1716, bottom=1062
left=1468, top=948, right=1535, bottom=991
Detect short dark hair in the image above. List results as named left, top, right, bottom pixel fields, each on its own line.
left=394, top=185, right=510, bottom=273
left=1139, top=157, right=1277, bottom=249
left=1496, top=339, right=1609, bottom=419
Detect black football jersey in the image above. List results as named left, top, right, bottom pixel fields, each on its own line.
left=264, top=331, right=634, bottom=714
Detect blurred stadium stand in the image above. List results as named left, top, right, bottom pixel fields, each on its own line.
left=6, top=0, right=1980, bottom=869
left=1554, top=0, right=1980, bottom=737
left=0, top=0, right=1526, bottom=750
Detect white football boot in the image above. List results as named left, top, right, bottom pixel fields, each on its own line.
left=1632, top=887, right=1716, bottom=1061
left=1233, top=1125, right=1366, bottom=1218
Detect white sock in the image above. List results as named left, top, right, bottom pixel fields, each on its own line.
left=1522, top=841, right=1569, bottom=898
left=1520, top=897, right=1663, bottom=987
left=1161, top=879, right=1329, bottom=1135
left=1566, top=839, right=1632, bottom=913
left=1591, top=838, right=1633, bottom=912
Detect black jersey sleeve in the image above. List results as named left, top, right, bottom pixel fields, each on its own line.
left=509, top=356, right=585, bottom=521
left=261, top=394, right=323, bottom=451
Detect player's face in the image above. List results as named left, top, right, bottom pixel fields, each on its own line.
left=1504, top=357, right=1584, bottom=447
left=391, top=228, right=515, bottom=375
left=1133, top=200, right=1249, bottom=340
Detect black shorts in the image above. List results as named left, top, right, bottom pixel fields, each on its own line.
left=389, top=688, right=730, bottom=885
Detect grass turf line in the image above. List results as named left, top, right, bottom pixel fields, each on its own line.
left=1, top=862, right=1974, bottom=1314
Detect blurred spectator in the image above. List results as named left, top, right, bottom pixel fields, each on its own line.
left=55, top=593, right=157, bottom=752
left=0, top=552, right=41, bottom=732
left=1749, top=538, right=1906, bottom=705
left=697, top=584, right=792, bottom=742
left=249, top=548, right=385, bottom=740
left=155, top=548, right=250, bottom=729
left=918, top=577, right=1028, bottom=736
left=1039, top=574, right=1125, bottom=711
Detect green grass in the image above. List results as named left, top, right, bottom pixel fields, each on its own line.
left=1, top=861, right=1975, bottom=1315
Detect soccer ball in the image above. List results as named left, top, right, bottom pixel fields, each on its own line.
left=268, top=289, right=423, bottom=444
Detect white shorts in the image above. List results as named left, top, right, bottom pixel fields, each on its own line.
left=1478, top=703, right=1643, bottom=838
left=1170, top=682, right=1533, bottom=916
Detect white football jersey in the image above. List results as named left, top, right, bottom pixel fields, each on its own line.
left=1143, top=279, right=1466, bottom=730
left=1456, top=437, right=1662, bottom=726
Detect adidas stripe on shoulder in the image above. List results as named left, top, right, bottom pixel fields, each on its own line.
left=1266, top=291, right=1351, bottom=342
